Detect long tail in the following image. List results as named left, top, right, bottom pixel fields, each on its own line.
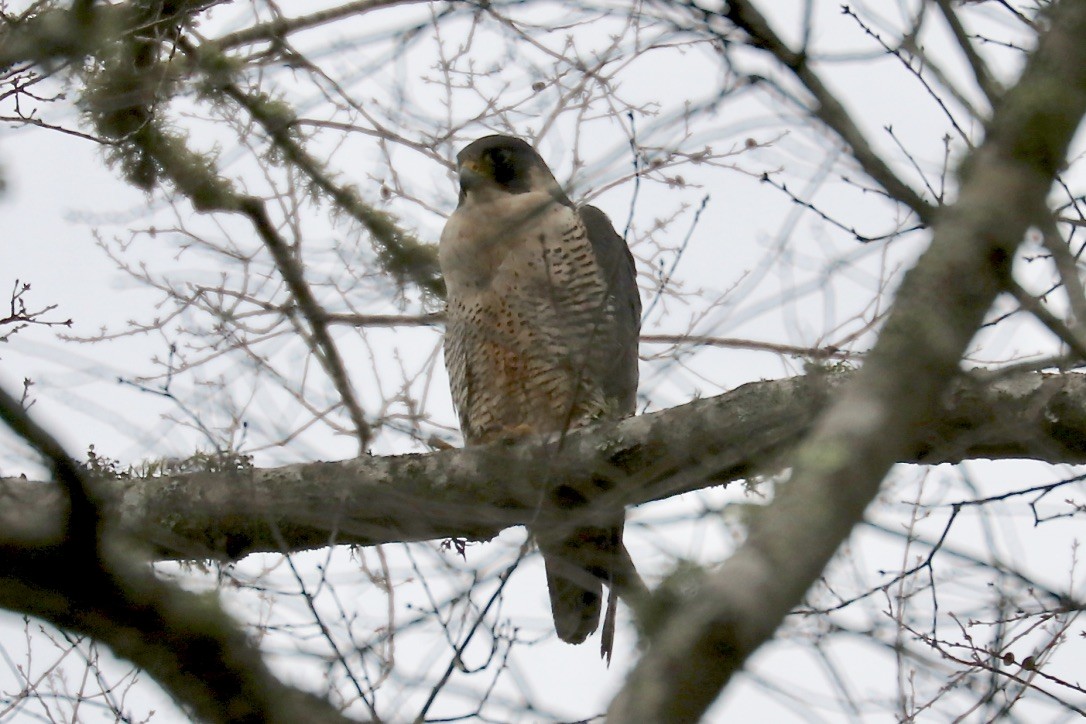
left=541, top=532, right=606, bottom=645
left=540, top=522, right=645, bottom=662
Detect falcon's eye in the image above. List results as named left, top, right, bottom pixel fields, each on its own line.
left=488, top=149, right=518, bottom=186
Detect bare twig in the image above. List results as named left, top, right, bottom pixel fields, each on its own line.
left=934, top=0, right=1003, bottom=103
left=680, top=0, right=937, bottom=224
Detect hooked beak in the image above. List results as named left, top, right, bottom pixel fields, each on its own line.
left=458, top=162, right=486, bottom=192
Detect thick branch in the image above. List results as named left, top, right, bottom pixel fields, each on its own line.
left=608, top=2, right=1086, bottom=721
left=3, top=369, right=1085, bottom=561
left=0, top=386, right=352, bottom=724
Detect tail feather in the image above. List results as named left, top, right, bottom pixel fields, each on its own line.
left=544, top=556, right=603, bottom=644
left=538, top=519, right=631, bottom=654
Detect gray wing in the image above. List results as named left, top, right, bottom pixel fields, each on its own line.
left=578, top=205, right=641, bottom=416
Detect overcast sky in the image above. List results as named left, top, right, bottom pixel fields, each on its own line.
left=2, top=2, right=1084, bottom=722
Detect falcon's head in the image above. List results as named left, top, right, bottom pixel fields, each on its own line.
left=455, top=135, right=570, bottom=207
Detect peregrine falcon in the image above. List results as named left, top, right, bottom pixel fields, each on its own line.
left=439, top=135, right=642, bottom=659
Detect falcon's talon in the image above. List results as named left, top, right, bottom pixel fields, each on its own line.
left=496, top=423, right=537, bottom=442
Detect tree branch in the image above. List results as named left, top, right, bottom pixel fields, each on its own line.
left=934, top=0, right=1003, bottom=104
left=608, top=2, right=1086, bottom=720
left=689, top=0, right=938, bottom=224
left=237, top=196, right=373, bottom=452
left=3, top=369, right=1085, bottom=562
left=179, top=36, right=445, bottom=299
left=204, top=0, right=426, bottom=53
left=0, top=385, right=354, bottom=724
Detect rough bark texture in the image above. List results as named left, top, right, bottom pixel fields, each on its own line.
left=0, top=389, right=356, bottom=724
left=3, top=369, right=1085, bottom=561
left=0, top=547, right=356, bottom=724
left=607, top=2, right=1086, bottom=720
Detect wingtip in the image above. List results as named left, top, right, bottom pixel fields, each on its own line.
left=600, top=583, right=618, bottom=664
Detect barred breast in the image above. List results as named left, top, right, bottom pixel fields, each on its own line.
left=441, top=195, right=617, bottom=443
